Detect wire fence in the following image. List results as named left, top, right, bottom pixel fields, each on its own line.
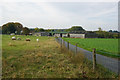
left=55, top=37, right=120, bottom=75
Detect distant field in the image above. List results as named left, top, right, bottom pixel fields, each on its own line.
left=2, top=35, right=117, bottom=78
left=62, top=38, right=119, bottom=58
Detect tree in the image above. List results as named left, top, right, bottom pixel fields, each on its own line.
left=45, top=29, right=52, bottom=32
left=2, top=22, right=16, bottom=34
left=109, top=30, right=112, bottom=32
left=22, top=27, right=30, bottom=35
left=14, top=22, right=23, bottom=34
left=113, top=30, right=119, bottom=33
left=113, top=34, right=118, bottom=38
left=2, top=25, right=8, bottom=34
left=67, top=26, right=85, bottom=32
left=39, top=28, right=45, bottom=32
left=34, top=27, right=39, bottom=32
left=2, top=22, right=23, bottom=34
left=98, top=27, right=102, bottom=32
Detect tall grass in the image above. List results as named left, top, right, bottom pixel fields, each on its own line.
left=2, top=35, right=117, bottom=78
left=60, top=45, right=118, bottom=78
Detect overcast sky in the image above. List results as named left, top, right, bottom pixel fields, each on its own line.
left=0, top=0, right=119, bottom=31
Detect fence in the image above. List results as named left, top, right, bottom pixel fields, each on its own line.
left=55, top=37, right=120, bottom=74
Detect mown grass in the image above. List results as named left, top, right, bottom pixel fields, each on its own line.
left=62, top=38, right=120, bottom=58
left=2, top=35, right=118, bottom=78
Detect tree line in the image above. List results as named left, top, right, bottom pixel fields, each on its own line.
left=1, top=22, right=120, bottom=38
left=1, top=22, right=30, bottom=35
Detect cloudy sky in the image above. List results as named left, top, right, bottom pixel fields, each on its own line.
left=0, top=0, right=119, bottom=31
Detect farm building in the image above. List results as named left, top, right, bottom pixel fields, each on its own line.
left=69, top=31, right=85, bottom=38
left=49, top=31, right=69, bottom=37
left=69, top=31, right=98, bottom=38
left=69, top=33, right=85, bottom=38
left=33, top=31, right=69, bottom=37
left=33, top=32, right=50, bottom=36
left=33, top=31, right=98, bottom=38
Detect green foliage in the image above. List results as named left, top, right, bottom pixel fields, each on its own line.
left=95, top=31, right=119, bottom=38
left=45, top=29, right=52, bottom=32
left=2, top=22, right=16, bottom=34
left=109, top=30, right=112, bottom=32
left=94, top=28, right=119, bottom=38
left=34, top=28, right=45, bottom=32
left=2, top=22, right=23, bottom=34
left=34, top=27, right=39, bottom=32
left=14, top=22, right=23, bottom=34
left=39, top=28, right=45, bottom=32
left=67, top=26, right=85, bottom=32
left=22, top=27, right=30, bottom=35
left=113, top=34, right=119, bottom=38
left=98, top=27, right=102, bottom=31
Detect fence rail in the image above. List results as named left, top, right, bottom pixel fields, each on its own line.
left=55, top=37, right=120, bottom=74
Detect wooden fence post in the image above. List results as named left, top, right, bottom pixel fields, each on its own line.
left=75, top=43, right=77, bottom=54
left=93, top=48, right=96, bottom=71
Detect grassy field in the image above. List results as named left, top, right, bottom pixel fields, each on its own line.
left=62, top=38, right=119, bottom=58
left=2, top=35, right=117, bottom=78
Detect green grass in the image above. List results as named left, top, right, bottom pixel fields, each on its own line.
left=62, top=38, right=119, bottom=58
left=2, top=35, right=118, bottom=78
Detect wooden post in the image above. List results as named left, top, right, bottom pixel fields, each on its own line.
left=75, top=43, right=77, bottom=54
left=93, top=48, right=96, bottom=71
left=67, top=41, right=69, bottom=50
